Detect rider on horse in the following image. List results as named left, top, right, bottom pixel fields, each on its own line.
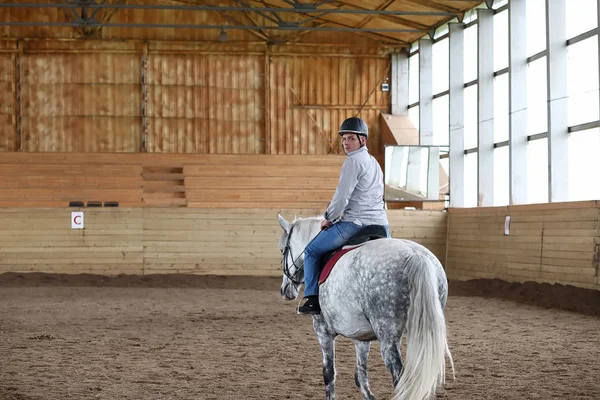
left=298, top=117, right=390, bottom=315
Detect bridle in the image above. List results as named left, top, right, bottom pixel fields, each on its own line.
left=281, top=224, right=323, bottom=286
left=281, top=225, right=304, bottom=285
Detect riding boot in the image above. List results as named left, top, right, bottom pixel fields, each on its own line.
left=297, top=295, right=321, bottom=315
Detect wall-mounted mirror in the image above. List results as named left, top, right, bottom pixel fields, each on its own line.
left=384, top=145, right=449, bottom=202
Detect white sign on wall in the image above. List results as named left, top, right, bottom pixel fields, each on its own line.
left=504, top=215, right=511, bottom=236
left=71, top=212, right=84, bottom=229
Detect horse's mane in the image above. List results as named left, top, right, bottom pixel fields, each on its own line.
left=290, top=215, right=324, bottom=244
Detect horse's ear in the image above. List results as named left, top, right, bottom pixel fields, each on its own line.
left=277, top=213, right=290, bottom=233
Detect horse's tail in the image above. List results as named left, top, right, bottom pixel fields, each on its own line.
left=392, top=251, right=454, bottom=400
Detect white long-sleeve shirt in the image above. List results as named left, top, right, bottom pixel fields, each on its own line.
left=325, top=146, right=388, bottom=226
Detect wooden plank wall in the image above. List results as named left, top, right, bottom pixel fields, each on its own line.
left=0, top=53, right=15, bottom=151
left=446, top=202, right=600, bottom=290
left=146, top=54, right=264, bottom=153
left=0, top=163, right=143, bottom=207
left=0, top=208, right=447, bottom=276
left=0, top=208, right=144, bottom=275
left=269, top=54, right=389, bottom=155
left=0, top=152, right=344, bottom=208
left=0, top=40, right=390, bottom=156
left=20, top=53, right=141, bottom=152
left=183, top=155, right=342, bottom=209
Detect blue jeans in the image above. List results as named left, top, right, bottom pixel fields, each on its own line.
left=303, top=221, right=390, bottom=297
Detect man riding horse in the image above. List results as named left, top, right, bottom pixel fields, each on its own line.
left=298, top=116, right=390, bottom=315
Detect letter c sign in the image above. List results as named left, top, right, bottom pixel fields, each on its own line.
left=71, top=212, right=84, bottom=229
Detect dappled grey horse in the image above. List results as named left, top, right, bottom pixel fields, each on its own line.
left=278, top=214, right=454, bottom=400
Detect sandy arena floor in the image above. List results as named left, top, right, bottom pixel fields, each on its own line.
left=0, top=274, right=599, bottom=400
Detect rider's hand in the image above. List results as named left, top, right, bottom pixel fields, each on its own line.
left=321, top=220, right=332, bottom=230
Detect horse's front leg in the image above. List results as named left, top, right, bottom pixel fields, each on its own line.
left=353, top=340, right=376, bottom=400
left=313, top=316, right=336, bottom=400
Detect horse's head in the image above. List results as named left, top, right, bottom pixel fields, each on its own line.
left=277, top=214, right=303, bottom=300
left=277, top=213, right=325, bottom=300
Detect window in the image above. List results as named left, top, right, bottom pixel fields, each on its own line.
left=493, top=0, right=508, bottom=9
left=566, top=0, right=598, bottom=40
left=567, top=36, right=599, bottom=127
left=527, top=57, right=547, bottom=135
left=464, top=25, right=478, bottom=83
left=409, top=54, right=419, bottom=105
left=569, top=128, right=600, bottom=201
left=527, top=138, right=548, bottom=204
left=433, top=38, right=449, bottom=94
left=433, top=95, right=449, bottom=146
left=464, top=152, right=478, bottom=207
left=464, top=84, right=478, bottom=149
left=526, top=0, right=546, bottom=57
left=494, top=146, right=509, bottom=206
left=493, top=10, right=508, bottom=72
left=494, top=73, right=509, bottom=143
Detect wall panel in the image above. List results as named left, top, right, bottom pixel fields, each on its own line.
left=146, top=54, right=264, bottom=153
left=0, top=208, right=447, bottom=276
left=269, top=54, right=390, bottom=155
left=2, top=39, right=390, bottom=155
left=20, top=53, right=141, bottom=152
left=0, top=54, right=16, bottom=151
left=446, top=202, right=600, bottom=290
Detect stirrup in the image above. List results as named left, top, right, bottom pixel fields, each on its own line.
left=297, top=296, right=321, bottom=315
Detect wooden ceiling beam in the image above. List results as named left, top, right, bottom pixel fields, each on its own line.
left=400, top=0, right=462, bottom=13
left=354, top=0, right=396, bottom=30
left=259, top=0, right=410, bottom=45
left=329, top=1, right=430, bottom=31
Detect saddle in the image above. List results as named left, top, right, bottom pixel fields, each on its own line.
left=318, top=225, right=388, bottom=285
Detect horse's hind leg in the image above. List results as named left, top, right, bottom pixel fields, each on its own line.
left=378, top=335, right=404, bottom=387
left=353, top=340, right=376, bottom=400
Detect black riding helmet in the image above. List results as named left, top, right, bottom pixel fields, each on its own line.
left=338, top=117, right=368, bottom=139
left=339, top=117, right=368, bottom=150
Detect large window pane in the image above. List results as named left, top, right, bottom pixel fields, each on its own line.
left=494, top=10, right=508, bottom=72
left=464, top=84, right=478, bottom=149
left=464, top=25, right=478, bottom=83
left=566, top=0, right=597, bottom=40
left=433, top=38, right=449, bottom=94
left=494, top=146, right=509, bottom=206
left=433, top=95, right=449, bottom=146
left=567, top=36, right=599, bottom=127
left=526, top=0, right=546, bottom=57
left=527, top=138, right=548, bottom=204
left=527, top=57, right=547, bottom=135
left=569, top=128, right=600, bottom=201
left=409, top=54, right=419, bottom=105
left=464, top=152, right=478, bottom=207
left=494, top=73, right=509, bottom=143
left=493, top=0, right=508, bottom=9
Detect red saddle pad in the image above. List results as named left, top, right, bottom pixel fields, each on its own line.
left=318, top=245, right=361, bottom=285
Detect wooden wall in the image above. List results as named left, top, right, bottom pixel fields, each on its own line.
left=0, top=152, right=344, bottom=208
left=0, top=208, right=447, bottom=276
left=446, top=202, right=600, bottom=291
left=0, top=40, right=391, bottom=155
